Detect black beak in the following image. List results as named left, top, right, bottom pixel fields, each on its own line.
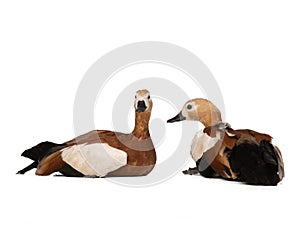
left=136, top=100, right=147, bottom=113
left=167, top=111, right=186, bottom=123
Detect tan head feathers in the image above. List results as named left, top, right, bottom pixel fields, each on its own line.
left=167, top=98, right=222, bottom=127
left=181, top=98, right=222, bottom=127
left=134, top=89, right=152, bottom=113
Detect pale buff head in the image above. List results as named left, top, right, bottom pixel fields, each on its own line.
left=167, top=98, right=222, bottom=127
left=134, top=89, right=153, bottom=113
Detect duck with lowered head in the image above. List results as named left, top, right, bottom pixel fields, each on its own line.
left=17, top=89, right=156, bottom=177
left=167, top=98, right=284, bottom=186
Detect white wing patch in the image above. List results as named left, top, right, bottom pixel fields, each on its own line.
left=61, top=143, right=127, bottom=177
left=191, top=130, right=220, bottom=162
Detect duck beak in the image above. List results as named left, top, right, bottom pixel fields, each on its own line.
left=136, top=100, right=147, bottom=113
left=167, top=111, right=186, bottom=123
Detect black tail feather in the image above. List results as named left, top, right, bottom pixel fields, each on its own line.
left=17, top=161, right=38, bottom=174
left=229, top=140, right=281, bottom=186
left=18, top=141, right=67, bottom=174
left=21, top=141, right=63, bottom=161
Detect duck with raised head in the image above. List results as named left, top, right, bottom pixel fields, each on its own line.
left=167, top=98, right=284, bottom=186
left=17, top=89, right=156, bottom=177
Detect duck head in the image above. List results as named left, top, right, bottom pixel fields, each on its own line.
left=167, top=98, right=222, bottom=127
left=131, top=89, right=153, bottom=140
left=134, top=89, right=152, bottom=113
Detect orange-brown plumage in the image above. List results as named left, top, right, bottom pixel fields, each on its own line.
left=167, top=98, right=284, bottom=185
left=18, top=89, right=156, bottom=177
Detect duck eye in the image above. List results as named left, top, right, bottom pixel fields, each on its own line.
left=187, top=104, right=192, bottom=110
left=147, top=95, right=150, bottom=99
left=135, top=95, right=137, bottom=99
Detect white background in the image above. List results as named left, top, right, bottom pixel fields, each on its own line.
left=1, top=1, right=300, bottom=225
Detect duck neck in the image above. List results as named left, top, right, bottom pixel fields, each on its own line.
left=132, top=111, right=151, bottom=139
left=201, top=114, right=222, bottom=128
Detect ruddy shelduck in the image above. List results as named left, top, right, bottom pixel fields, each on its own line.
left=17, top=89, right=156, bottom=177
left=167, top=98, right=284, bottom=186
